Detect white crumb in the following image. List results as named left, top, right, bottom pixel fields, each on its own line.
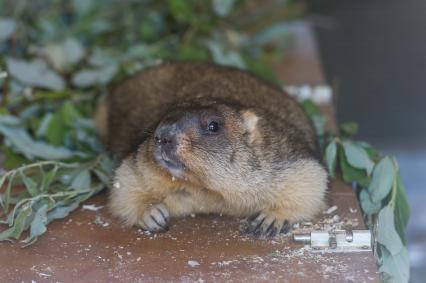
left=188, top=260, right=200, bottom=267
left=332, top=215, right=340, bottom=222
left=82, top=204, right=104, bottom=211
left=323, top=205, right=338, bottom=214
left=94, top=216, right=110, bottom=227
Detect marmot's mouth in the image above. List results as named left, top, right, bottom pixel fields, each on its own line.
left=154, top=150, right=185, bottom=177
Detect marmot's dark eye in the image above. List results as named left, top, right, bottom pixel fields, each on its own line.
left=208, top=121, right=219, bottom=132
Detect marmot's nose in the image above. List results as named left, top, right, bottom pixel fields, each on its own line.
left=154, top=124, right=177, bottom=147
left=155, top=134, right=174, bottom=145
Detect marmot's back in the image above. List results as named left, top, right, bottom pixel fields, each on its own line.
left=105, top=62, right=315, bottom=158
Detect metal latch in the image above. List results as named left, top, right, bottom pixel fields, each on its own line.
left=293, top=230, right=372, bottom=252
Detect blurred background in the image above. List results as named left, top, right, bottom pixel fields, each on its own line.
left=307, top=1, right=426, bottom=282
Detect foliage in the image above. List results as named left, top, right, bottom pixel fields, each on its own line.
left=0, top=157, right=112, bottom=245
left=304, top=103, right=410, bottom=283
left=0, top=0, right=300, bottom=245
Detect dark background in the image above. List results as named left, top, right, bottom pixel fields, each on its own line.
left=309, top=0, right=426, bottom=145
left=307, top=0, right=426, bottom=281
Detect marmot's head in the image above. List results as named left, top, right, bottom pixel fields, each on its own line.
left=152, top=100, right=262, bottom=188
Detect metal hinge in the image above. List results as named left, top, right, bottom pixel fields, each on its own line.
left=293, top=230, right=372, bottom=252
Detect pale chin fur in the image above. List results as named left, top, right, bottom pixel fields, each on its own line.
left=154, top=151, right=185, bottom=179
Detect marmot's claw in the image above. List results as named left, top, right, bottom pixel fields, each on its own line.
left=245, top=212, right=291, bottom=238
left=245, top=213, right=265, bottom=234
left=280, top=220, right=290, bottom=234
left=139, top=203, right=170, bottom=233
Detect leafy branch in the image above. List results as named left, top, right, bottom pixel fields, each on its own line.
left=304, top=101, right=410, bottom=283
left=0, top=156, right=113, bottom=246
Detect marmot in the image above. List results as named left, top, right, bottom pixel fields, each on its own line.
left=98, top=62, right=328, bottom=237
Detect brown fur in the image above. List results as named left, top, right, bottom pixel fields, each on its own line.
left=101, top=62, right=328, bottom=236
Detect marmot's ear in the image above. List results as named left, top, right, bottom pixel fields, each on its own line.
left=241, top=110, right=258, bottom=132
left=241, top=110, right=261, bottom=145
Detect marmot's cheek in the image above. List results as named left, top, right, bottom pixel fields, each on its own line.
left=177, top=146, right=208, bottom=178
left=175, top=135, right=192, bottom=161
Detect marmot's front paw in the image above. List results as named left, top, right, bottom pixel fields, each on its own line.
left=139, top=203, right=170, bottom=233
left=244, top=211, right=291, bottom=237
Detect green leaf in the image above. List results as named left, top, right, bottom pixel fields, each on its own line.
left=22, top=204, right=48, bottom=245
left=100, top=155, right=115, bottom=173
left=340, top=122, right=358, bottom=137
left=342, top=141, right=374, bottom=175
left=212, top=0, right=236, bottom=17
left=71, top=170, right=91, bottom=190
left=2, top=146, right=28, bottom=169
left=1, top=172, right=15, bottom=213
left=42, top=102, right=82, bottom=145
left=377, top=206, right=403, bottom=255
left=40, top=166, right=58, bottom=193
left=300, top=99, right=326, bottom=136
left=72, top=0, right=96, bottom=16
left=0, top=18, right=16, bottom=42
left=45, top=111, right=66, bottom=146
left=0, top=226, right=14, bottom=241
left=88, top=48, right=118, bottom=67
left=324, top=140, right=337, bottom=178
left=6, top=58, right=65, bottom=91
left=0, top=115, right=21, bottom=126
left=338, top=147, right=369, bottom=187
left=178, top=44, right=210, bottom=61
left=41, top=37, right=85, bottom=72
left=359, top=189, right=381, bottom=215
left=71, top=65, right=117, bottom=88
left=0, top=176, right=7, bottom=206
left=244, top=56, right=279, bottom=83
left=9, top=204, right=32, bottom=240
left=379, top=245, right=410, bottom=283
left=0, top=124, right=84, bottom=160
left=167, top=0, right=194, bottom=23
left=301, top=99, right=322, bottom=116
left=368, top=157, right=394, bottom=203
left=93, top=169, right=111, bottom=186
left=140, top=20, right=155, bottom=41
left=36, top=113, right=53, bottom=138
left=358, top=141, right=381, bottom=162
left=20, top=173, right=39, bottom=197
left=121, top=44, right=152, bottom=62
left=206, top=41, right=245, bottom=69
left=311, top=116, right=326, bottom=137
left=253, top=23, right=290, bottom=46
left=47, top=202, right=79, bottom=222
left=61, top=102, right=82, bottom=126
left=394, top=174, right=410, bottom=245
